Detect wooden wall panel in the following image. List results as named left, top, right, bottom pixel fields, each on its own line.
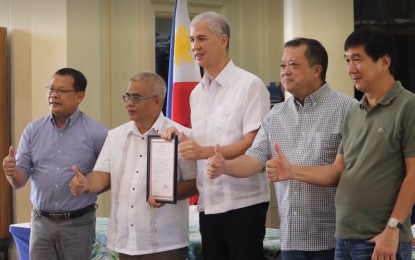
left=0, top=27, right=11, bottom=239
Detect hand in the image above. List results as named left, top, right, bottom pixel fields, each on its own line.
left=266, top=143, right=293, bottom=182
left=158, top=126, right=177, bottom=141
left=369, top=227, right=399, bottom=260
left=147, top=196, right=165, bottom=208
left=206, top=145, right=225, bottom=179
left=70, top=165, right=88, bottom=196
left=2, top=146, right=17, bottom=178
left=178, top=132, right=203, bottom=160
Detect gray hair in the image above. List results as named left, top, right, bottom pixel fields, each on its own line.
left=129, top=72, right=166, bottom=101
left=191, top=11, right=230, bottom=48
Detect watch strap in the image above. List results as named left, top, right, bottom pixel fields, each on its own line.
left=396, top=222, right=403, bottom=229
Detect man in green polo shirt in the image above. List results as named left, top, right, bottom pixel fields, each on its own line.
left=266, top=26, right=415, bottom=260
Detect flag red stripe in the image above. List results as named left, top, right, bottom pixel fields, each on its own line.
left=171, top=81, right=198, bottom=128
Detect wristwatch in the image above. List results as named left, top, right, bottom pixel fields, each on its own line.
left=387, top=217, right=403, bottom=229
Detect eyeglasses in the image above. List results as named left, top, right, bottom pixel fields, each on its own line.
left=122, top=93, right=158, bottom=104
left=46, top=86, right=78, bottom=95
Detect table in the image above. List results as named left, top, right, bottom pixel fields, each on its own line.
left=8, top=223, right=30, bottom=260
left=10, top=216, right=280, bottom=260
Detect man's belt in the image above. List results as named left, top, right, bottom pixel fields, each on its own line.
left=37, top=204, right=96, bottom=221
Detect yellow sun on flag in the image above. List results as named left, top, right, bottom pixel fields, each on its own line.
left=174, top=25, right=193, bottom=66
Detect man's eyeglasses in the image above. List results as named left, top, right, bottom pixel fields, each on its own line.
left=46, top=86, right=77, bottom=95
left=122, top=93, right=158, bottom=104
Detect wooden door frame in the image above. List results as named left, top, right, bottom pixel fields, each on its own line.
left=0, top=27, right=12, bottom=240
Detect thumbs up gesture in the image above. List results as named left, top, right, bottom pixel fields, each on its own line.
left=206, top=144, right=226, bottom=179
left=178, top=132, right=203, bottom=160
left=266, top=143, right=292, bottom=182
left=2, top=146, right=17, bottom=178
left=70, top=165, right=88, bottom=196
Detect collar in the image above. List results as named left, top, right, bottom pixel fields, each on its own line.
left=128, top=112, right=167, bottom=136
left=50, top=109, right=81, bottom=127
left=200, top=60, right=235, bottom=90
left=359, top=81, right=403, bottom=110
left=293, top=82, right=331, bottom=107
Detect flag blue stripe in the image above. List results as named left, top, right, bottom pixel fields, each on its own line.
left=166, top=0, right=178, bottom=119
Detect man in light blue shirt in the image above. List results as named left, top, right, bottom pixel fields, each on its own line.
left=2, top=68, right=107, bottom=260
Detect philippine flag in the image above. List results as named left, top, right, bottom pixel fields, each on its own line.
left=166, top=0, right=201, bottom=128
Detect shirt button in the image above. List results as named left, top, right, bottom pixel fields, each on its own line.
left=293, top=211, right=297, bottom=215
left=139, top=155, right=142, bottom=158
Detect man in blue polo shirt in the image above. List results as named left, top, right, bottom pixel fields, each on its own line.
left=2, top=68, right=107, bottom=260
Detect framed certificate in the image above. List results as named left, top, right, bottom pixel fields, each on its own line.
left=146, top=135, right=178, bottom=204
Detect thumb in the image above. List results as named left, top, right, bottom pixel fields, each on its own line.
left=179, top=131, right=189, bottom=142
left=214, top=144, right=221, bottom=155
left=72, top=165, right=84, bottom=179
left=274, top=143, right=284, bottom=158
left=214, top=144, right=224, bottom=159
left=9, top=146, right=16, bottom=158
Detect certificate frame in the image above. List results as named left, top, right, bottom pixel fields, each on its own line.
left=146, top=134, right=178, bottom=204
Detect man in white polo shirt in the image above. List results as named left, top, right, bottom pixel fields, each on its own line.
left=70, top=72, right=197, bottom=260
left=160, top=11, right=270, bottom=260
